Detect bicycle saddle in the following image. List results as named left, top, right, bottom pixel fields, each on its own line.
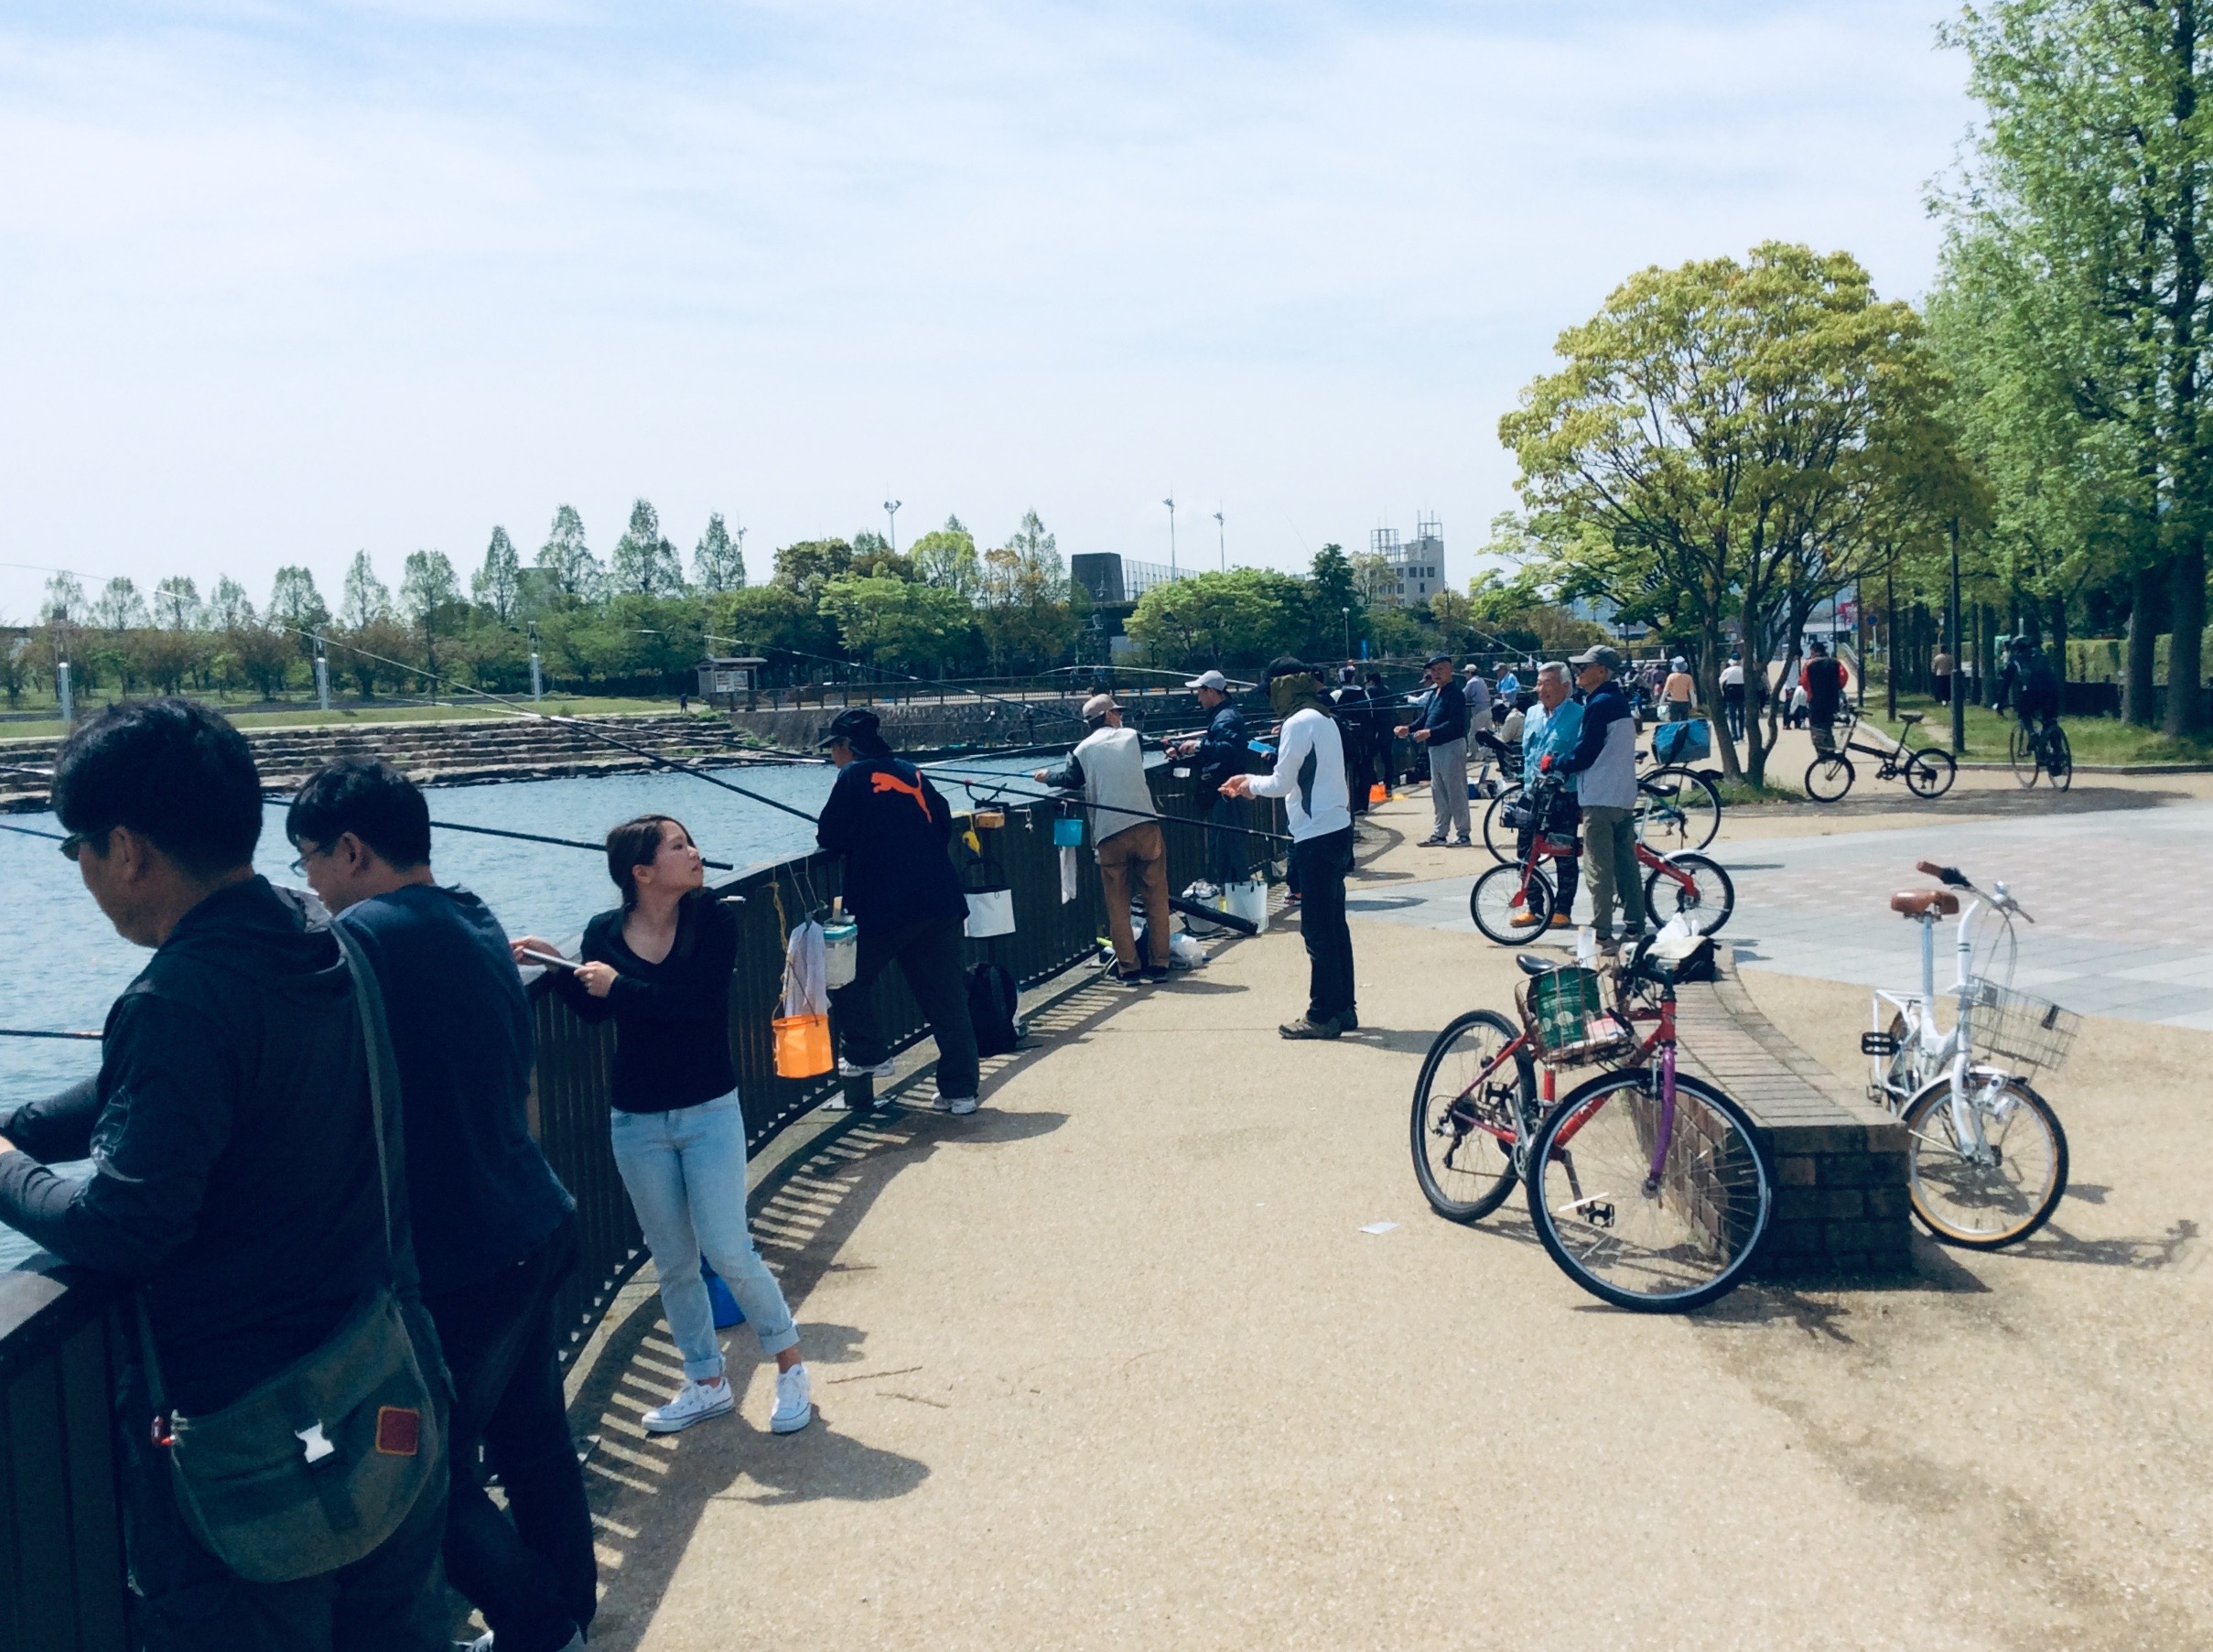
left=1515, top=953, right=1560, bottom=977
left=1897, top=711, right=1923, bottom=725
left=1889, top=889, right=1960, bottom=916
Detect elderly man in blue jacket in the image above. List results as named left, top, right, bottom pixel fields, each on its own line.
left=1550, top=644, right=1645, bottom=954
left=1513, top=661, right=1583, bottom=932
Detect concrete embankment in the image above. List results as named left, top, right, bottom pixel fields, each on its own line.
left=721, top=687, right=1211, bottom=753
left=0, top=711, right=772, bottom=811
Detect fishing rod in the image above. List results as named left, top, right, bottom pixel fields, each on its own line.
left=253, top=795, right=744, bottom=871
left=918, top=761, right=1294, bottom=846
left=1, top=557, right=826, bottom=827
left=706, top=635, right=1096, bottom=735
left=0, top=821, right=62, bottom=842
left=0, top=1027, right=100, bottom=1041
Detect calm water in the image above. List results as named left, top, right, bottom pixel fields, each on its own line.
left=0, top=757, right=1036, bottom=1268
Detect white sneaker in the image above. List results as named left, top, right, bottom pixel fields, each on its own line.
left=642, top=1377, right=735, bottom=1434
left=938, top=1094, right=979, bottom=1116
left=771, top=1364, right=813, bottom=1434
left=837, top=1055, right=897, bottom=1079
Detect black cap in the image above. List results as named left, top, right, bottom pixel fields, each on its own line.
left=819, top=707, right=891, bottom=755
left=1424, top=652, right=1452, bottom=669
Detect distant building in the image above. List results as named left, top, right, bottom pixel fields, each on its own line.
left=1367, top=517, right=1445, bottom=606
left=1070, top=553, right=1182, bottom=606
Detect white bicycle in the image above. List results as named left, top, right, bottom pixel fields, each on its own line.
left=1862, top=859, right=2077, bottom=1248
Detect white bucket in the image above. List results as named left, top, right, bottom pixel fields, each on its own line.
left=1224, top=879, right=1268, bottom=934
left=965, top=889, right=1017, bottom=937
left=822, top=920, right=858, bottom=988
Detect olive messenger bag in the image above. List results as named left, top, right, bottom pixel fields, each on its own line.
left=133, top=919, right=443, bottom=1585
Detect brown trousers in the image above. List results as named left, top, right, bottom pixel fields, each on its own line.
left=1096, top=820, right=1172, bottom=970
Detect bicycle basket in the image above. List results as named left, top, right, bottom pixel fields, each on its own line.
left=1517, top=966, right=1635, bottom=1068
left=1963, top=977, right=2080, bottom=1074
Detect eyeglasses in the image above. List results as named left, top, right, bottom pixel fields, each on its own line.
left=59, top=826, right=113, bottom=862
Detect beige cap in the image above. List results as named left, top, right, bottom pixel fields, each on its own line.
left=1082, top=693, right=1119, bottom=720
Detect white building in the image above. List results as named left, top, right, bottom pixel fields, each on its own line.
left=1366, top=517, right=1444, bottom=605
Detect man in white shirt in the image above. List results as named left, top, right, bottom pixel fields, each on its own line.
left=1222, top=657, right=1355, bottom=1039
left=1036, top=695, right=1169, bottom=983
left=1719, top=653, right=1746, bottom=742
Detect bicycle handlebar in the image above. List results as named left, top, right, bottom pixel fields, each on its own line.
left=1916, top=860, right=1970, bottom=888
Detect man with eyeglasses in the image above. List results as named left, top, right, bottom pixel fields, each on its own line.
left=0, top=699, right=451, bottom=1649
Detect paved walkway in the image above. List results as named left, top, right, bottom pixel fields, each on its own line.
left=556, top=794, right=2213, bottom=1650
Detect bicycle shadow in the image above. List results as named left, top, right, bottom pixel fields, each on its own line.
left=2002, top=1217, right=2198, bottom=1270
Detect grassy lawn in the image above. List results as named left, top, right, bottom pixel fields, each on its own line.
left=0, top=695, right=701, bottom=743
left=1858, top=693, right=2213, bottom=766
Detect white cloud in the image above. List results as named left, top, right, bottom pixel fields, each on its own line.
left=0, top=1, right=1972, bottom=617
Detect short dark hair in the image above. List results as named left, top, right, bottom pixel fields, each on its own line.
left=606, top=814, right=688, bottom=909
left=1264, top=656, right=1312, bottom=682
left=286, top=758, right=432, bottom=868
left=53, top=698, right=264, bottom=877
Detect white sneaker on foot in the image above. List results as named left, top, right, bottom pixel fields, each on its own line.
left=642, top=1377, right=734, bottom=1434
left=939, top=1094, right=979, bottom=1116
left=772, top=1363, right=813, bottom=1434
left=837, top=1055, right=897, bottom=1079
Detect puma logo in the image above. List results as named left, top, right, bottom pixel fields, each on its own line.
left=870, top=769, right=932, bottom=817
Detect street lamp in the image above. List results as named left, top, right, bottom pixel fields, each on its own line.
left=1163, top=495, right=1177, bottom=579
left=313, top=633, right=330, bottom=714
left=528, top=620, right=544, bottom=703
left=1214, top=509, right=1225, bottom=573
left=884, top=499, right=901, bottom=554
left=1342, top=607, right=1351, bottom=658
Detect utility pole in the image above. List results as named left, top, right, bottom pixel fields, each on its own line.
left=1949, top=516, right=1964, bottom=754
left=528, top=620, right=544, bottom=702
left=883, top=499, right=901, bottom=554
left=1163, top=496, right=1177, bottom=579
left=1884, top=563, right=1897, bottom=722
left=55, top=627, right=73, bottom=727
left=1342, top=607, right=1351, bottom=659
left=1214, top=509, right=1225, bottom=573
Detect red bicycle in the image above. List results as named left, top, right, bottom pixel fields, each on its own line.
left=1408, top=942, right=1774, bottom=1311
left=1467, top=777, right=1733, bottom=945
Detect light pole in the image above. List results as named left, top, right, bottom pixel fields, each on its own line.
left=884, top=499, right=901, bottom=554
left=1342, top=607, right=1351, bottom=659
left=1163, top=495, right=1177, bottom=579
left=313, top=633, right=331, bottom=714
left=1948, top=516, right=1964, bottom=754
left=1214, top=509, right=1225, bottom=573
left=55, top=626, right=73, bottom=727
left=528, top=620, right=544, bottom=703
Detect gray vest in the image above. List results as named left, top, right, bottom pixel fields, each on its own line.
left=1075, top=726, right=1158, bottom=854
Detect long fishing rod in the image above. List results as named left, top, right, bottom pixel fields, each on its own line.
left=706, top=635, right=1096, bottom=734
left=2, top=557, right=824, bottom=827
left=0, top=1027, right=100, bottom=1041
left=919, top=761, right=1293, bottom=846
left=252, top=795, right=744, bottom=871
left=0, top=820, right=62, bottom=841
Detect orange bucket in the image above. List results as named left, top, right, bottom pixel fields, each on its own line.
left=772, top=1012, right=833, bottom=1079
left=1369, top=783, right=1388, bottom=804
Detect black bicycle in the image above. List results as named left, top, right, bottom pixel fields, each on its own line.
left=2008, top=718, right=2073, bottom=792
left=1804, top=711, right=1958, bottom=804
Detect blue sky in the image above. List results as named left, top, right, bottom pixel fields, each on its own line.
left=0, top=2, right=1974, bottom=620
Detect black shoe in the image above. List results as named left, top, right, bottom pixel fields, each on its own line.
left=1336, top=1007, right=1359, bottom=1031
left=1144, top=965, right=1171, bottom=982
left=1279, top=1015, right=1341, bottom=1040
left=1113, top=966, right=1148, bottom=985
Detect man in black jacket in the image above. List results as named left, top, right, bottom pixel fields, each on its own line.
left=0, top=700, right=449, bottom=1650
left=1171, top=669, right=1247, bottom=885
left=287, top=758, right=590, bottom=1652
left=815, top=708, right=982, bottom=1115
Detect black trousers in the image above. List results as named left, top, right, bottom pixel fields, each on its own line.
left=427, top=1214, right=596, bottom=1652
left=1201, top=794, right=1247, bottom=886
left=830, top=912, right=981, bottom=1101
left=118, top=1313, right=452, bottom=1651
left=1293, top=826, right=1356, bottom=1023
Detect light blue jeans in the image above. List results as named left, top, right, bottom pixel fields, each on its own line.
left=609, top=1093, right=800, bottom=1380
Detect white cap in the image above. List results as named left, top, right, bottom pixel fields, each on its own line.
left=1184, top=670, right=1229, bottom=692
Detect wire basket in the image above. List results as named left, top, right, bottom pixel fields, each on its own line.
left=1964, top=977, right=2080, bottom=1074
left=1517, top=966, right=1635, bottom=1069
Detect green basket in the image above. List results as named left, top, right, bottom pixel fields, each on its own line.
left=1518, top=966, right=1630, bottom=1065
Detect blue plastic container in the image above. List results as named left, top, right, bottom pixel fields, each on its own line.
left=701, top=1258, right=745, bottom=1328
left=1053, top=815, right=1085, bottom=847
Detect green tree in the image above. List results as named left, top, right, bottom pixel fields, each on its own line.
left=340, top=552, right=391, bottom=629
left=268, top=565, right=331, bottom=662
left=152, top=577, right=202, bottom=630
left=1304, top=544, right=1365, bottom=660
left=692, top=513, right=745, bottom=592
left=1500, top=243, right=1947, bottom=782
left=1125, top=568, right=1311, bottom=670
left=611, top=499, right=685, bottom=597
left=772, top=538, right=854, bottom=604
left=401, top=549, right=461, bottom=685
left=232, top=621, right=294, bottom=699
left=820, top=576, right=974, bottom=671
left=979, top=511, right=1074, bottom=671
left=210, top=576, right=256, bottom=631
left=536, top=505, right=604, bottom=603
left=92, top=577, right=148, bottom=631
left=41, top=572, right=85, bottom=624
left=472, top=528, right=524, bottom=622
left=911, top=517, right=981, bottom=599
left=1933, top=0, right=2213, bottom=735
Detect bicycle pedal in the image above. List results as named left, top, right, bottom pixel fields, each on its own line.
left=1860, top=1031, right=1900, bottom=1056
left=1582, top=1202, right=1615, bottom=1230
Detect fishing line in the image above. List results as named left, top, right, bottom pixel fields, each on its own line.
left=918, top=761, right=1293, bottom=846
left=0, top=1027, right=100, bottom=1041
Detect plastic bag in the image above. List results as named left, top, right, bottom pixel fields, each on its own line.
left=781, top=919, right=827, bottom=1018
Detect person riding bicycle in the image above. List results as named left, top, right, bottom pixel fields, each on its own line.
left=1992, top=635, right=2060, bottom=742
left=1801, top=639, right=1848, bottom=754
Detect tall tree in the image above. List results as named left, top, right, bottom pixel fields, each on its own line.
left=911, top=516, right=981, bottom=599
left=692, top=513, right=745, bottom=591
left=268, top=566, right=331, bottom=653
left=611, top=499, right=685, bottom=597
left=41, top=571, right=85, bottom=623
left=1936, top=0, right=2213, bottom=737
left=92, top=577, right=149, bottom=631
left=340, top=551, right=392, bottom=630
left=401, top=549, right=461, bottom=685
left=536, top=505, right=604, bottom=603
left=152, top=576, right=201, bottom=630
left=772, top=538, right=854, bottom=604
left=210, top=576, right=256, bottom=631
left=1305, top=543, right=1365, bottom=659
left=1500, top=243, right=1947, bottom=782
left=472, top=527, right=524, bottom=621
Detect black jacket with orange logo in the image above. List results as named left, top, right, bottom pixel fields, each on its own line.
left=815, top=756, right=971, bottom=938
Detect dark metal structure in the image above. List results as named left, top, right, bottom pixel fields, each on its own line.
left=0, top=766, right=1273, bottom=1650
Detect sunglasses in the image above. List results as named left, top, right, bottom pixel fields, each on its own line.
left=59, top=826, right=113, bottom=862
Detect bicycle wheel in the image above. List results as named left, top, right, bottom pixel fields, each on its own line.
left=1804, top=752, right=1854, bottom=802
left=1642, top=851, right=1734, bottom=936
left=1900, top=1073, right=2067, bottom=1248
left=2010, top=723, right=2039, bottom=788
left=1527, top=1068, right=1774, bottom=1311
left=1635, top=770, right=1721, bottom=852
left=1481, top=785, right=1522, bottom=865
left=1410, top=1010, right=1537, bottom=1223
left=2046, top=725, right=2072, bottom=792
left=1470, top=864, right=1554, bottom=946
left=1903, top=747, right=1956, bottom=799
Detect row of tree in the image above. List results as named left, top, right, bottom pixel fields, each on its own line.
left=1484, top=0, right=2213, bottom=782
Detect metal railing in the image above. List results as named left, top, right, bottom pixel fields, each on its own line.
left=0, top=765, right=1278, bottom=1648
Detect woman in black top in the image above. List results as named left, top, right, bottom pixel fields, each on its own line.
left=511, top=815, right=811, bottom=1438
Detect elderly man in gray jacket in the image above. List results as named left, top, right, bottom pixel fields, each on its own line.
left=1038, top=695, right=1171, bottom=983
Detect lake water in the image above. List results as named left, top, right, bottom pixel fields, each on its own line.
left=0, top=757, right=1040, bottom=1269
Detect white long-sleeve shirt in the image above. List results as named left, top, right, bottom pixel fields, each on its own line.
left=1246, top=706, right=1351, bottom=842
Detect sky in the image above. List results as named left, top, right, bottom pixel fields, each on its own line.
left=0, top=1, right=1977, bottom=622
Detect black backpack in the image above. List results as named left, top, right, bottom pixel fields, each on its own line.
left=967, top=962, right=1021, bottom=1058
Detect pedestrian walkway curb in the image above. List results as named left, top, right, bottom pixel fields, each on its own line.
left=1674, top=947, right=1914, bottom=1278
